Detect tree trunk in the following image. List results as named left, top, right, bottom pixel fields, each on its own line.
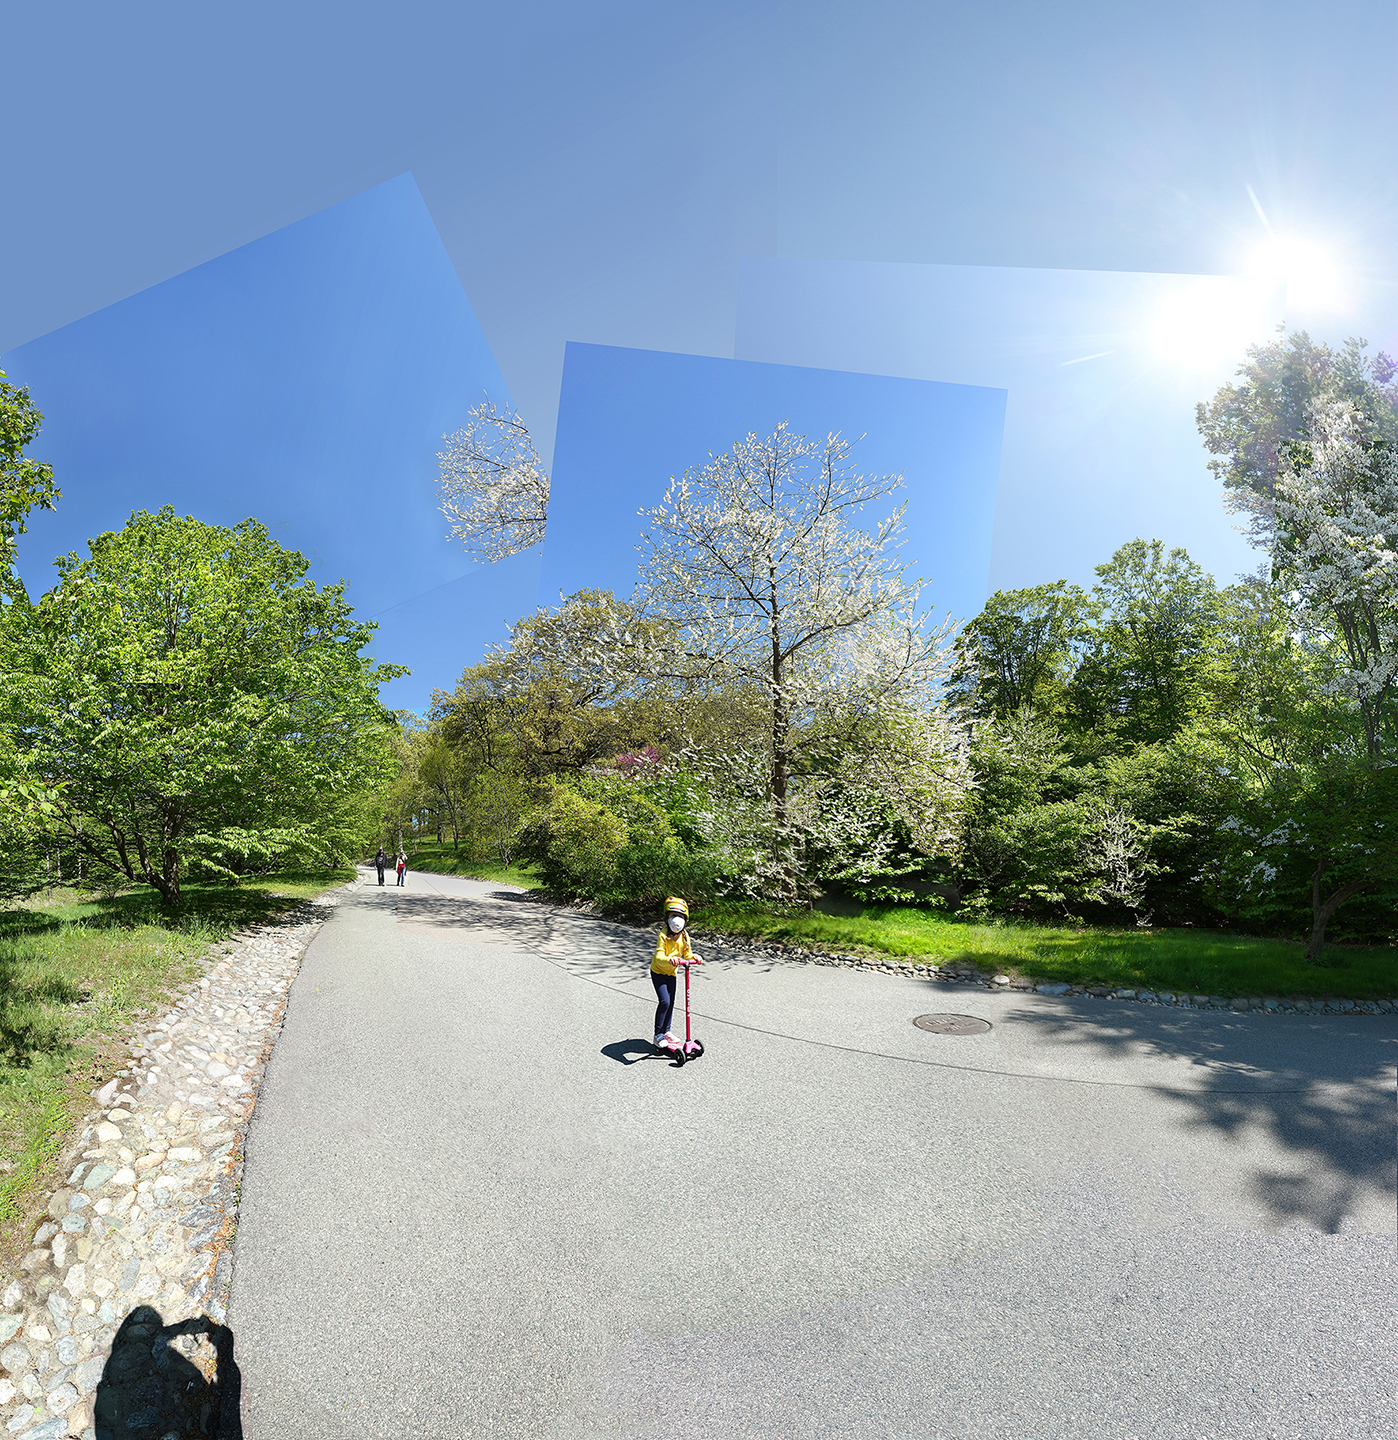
left=1304, top=854, right=1369, bottom=962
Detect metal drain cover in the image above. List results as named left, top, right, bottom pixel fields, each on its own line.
left=914, top=1013, right=992, bottom=1035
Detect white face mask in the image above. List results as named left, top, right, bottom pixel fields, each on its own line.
left=668, top=915, right=686, bottom=933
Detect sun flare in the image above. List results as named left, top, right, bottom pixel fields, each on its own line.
left=1246, top=237, right=1343, bottom=313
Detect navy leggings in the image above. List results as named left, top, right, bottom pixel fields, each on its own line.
left=651, top=971, right=678, bottom=1037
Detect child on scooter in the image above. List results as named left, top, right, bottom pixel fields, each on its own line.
left=652, top=896, right=702, bottom=1052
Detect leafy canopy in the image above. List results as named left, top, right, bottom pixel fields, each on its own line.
left=2, top=507, right=404, bottom=903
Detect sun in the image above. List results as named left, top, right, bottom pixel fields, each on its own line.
left=1151, top=278, right=1274, bottom=369
left=1245, top=237, right=1343, bottom=313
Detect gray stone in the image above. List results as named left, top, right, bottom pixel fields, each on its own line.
left=32, top=1224, right=57, bottom=1247
left=17, top=1419, right=69, bottom=1440
left=1338, top=998, right=1356, bottom=1011
left=0, top=1315, right=22, bottom=1345
left=70, top=1316, right=99, bottom=1336
left=55, top=1337, right=77, bottom=1365
left=1, top=1340, right=32, bottom=1373
left=60, top=1216, right=86, bottom=1234
left=188, top=1224, right=221, bottom=1253
left=80, top=1166, right=115, bottom=1193
left=1035, top=982, right=1071, bottom=996
left=45, top=1296, right=71, bottom=1327
left=44, top=1364, right=74, bottom=1391
left=178, top=1203, right=221, bottom=1232
left=117, top=1259, right=140, bottom=1295
left=1230, top=997, right=1251, bottom=1011
left=4, top=1407, right=35, bottom=1434
left=73, top=1356, right=104, bottom=1395
left=66, top=1196, right=89, bottom=1212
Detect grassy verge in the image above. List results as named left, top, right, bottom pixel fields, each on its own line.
left=699, top=902, right=1398, bottom=1001
left=0, top=867, right=351, bottom=1271
left=402, top=844, right=542, bottom=891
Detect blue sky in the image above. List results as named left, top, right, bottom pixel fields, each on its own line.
left=1, top=177, right=515, bottom=712
left=5, top=1, right=1397, bottom=469
left=5, top=2, right=1398, bottom=705
left=544, top=345, right=1005, bottom=628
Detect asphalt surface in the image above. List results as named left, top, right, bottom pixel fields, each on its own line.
left=228, top=869, right=1398, bottom=1438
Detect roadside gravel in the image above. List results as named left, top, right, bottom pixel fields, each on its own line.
left=0, top=889, right=343, bottom=1440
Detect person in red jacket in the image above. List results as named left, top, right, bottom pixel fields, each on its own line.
left=651, top=896, right=701, bottom=1052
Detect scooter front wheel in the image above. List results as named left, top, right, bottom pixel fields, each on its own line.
left=673, top=1048, right=687, bottom=1067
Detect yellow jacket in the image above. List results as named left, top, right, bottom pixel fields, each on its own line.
left=652, top=928, right=693, bottom=976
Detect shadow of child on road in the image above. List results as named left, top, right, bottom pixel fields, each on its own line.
left=601, top=1039, right=683, bottom=1066
left=94, top=1305, right=241, bottom=1440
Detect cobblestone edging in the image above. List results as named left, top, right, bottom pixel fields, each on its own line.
left=0, top=889, right=343, bottom=1440
left=701, top=934, right=1398, bottom=1015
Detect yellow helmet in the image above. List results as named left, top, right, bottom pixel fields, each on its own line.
left=664, top=896, right=689, bottom=917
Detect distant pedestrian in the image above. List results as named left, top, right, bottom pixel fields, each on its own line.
left=375, top=847, right=387, bottom=885
left=396, top=852, right=407, bottom=886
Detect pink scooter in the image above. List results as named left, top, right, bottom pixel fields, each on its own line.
left=660, top=956, right=705, bottom=1066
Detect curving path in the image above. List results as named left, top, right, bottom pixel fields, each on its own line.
left=227, top=869, right=1398, bottom=1438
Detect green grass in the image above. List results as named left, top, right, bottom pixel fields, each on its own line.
left=698, top=901, right=1398, bottom=1001
left=0, top=867, right=351, bottom=1266
left=402, top=843, right=542, bottom=891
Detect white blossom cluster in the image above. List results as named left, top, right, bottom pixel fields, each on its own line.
left=1276, top=400, right=1398, bottom=755
left=437, top=399, right=549, bottom=563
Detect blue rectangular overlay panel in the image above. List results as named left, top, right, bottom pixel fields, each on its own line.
left=543, top=344, right=1007, bottom=630
left=1, top=175, right=518, bottom=714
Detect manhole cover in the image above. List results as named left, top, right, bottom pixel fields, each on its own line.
left=913, top=1013, right=992, bottom=1035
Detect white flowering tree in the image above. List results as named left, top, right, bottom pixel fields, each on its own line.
left=629, top=421, right=969, bottom=900
left=437, top=399, right=549, bottom=562
left=1275, top=401, right=1398, bottom=759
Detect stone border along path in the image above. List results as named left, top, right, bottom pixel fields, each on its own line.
left=0, top=887, right=344, bottom=1440
left=434, top=878, right=1398, bottom=1015
left=698, top=931, right=1398, bottom=1013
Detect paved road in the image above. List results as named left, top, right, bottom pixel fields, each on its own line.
left=228, top=870, right=1397, bottom=1438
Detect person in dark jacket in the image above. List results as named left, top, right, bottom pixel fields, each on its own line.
left=375, top=847, right=387, bottom=885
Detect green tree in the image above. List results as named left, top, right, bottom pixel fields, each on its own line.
left=1, top=508, right=404, bottom=904
left=948, top=580, right=1091, bottom=720
left=1207, top=564, right=1398, bottom=960
left=0, top=371, right=61, bottom=834
left=0, top=369, right=59, bottom=591
left=1067, top=540, right=1223, bottom=749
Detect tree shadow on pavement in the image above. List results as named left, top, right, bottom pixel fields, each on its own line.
left=94, top=1306, right=241, bottom=1440
left=1006, top=1001, right=1397, bottom=1234
left=394, top=894, right=558, bottom=950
